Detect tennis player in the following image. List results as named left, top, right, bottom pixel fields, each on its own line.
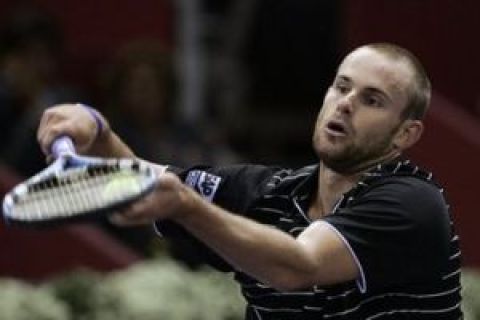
left=38, top=43, right=462, bottom=319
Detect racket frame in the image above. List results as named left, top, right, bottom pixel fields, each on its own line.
left=2, top=138, right=158, bottom=227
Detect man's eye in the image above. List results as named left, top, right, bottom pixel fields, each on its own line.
left=363, top=95, right=382, bottom=107
left=335, top=83, right=349, bottom=94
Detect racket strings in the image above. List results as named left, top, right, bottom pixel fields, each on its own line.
left=11, top=164, right=148, bottom=221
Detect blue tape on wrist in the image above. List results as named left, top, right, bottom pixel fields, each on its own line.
left=79, top=104, right=103, bottom=140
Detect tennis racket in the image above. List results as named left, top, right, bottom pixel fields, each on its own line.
left=2, top=136, right=158, bottom=226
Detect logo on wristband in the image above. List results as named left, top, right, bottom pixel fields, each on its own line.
left=185, top=170, right=221, bottom=202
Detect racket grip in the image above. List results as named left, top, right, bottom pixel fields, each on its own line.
left=51, top=136, right=76, bottom=158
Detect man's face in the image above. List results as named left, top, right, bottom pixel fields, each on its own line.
left=313, top=47, right=413, bottom=173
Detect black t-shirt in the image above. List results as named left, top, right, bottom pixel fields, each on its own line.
left=156, top=160, right=462, bottom=319
left=324, top=176, right=452, bottom=292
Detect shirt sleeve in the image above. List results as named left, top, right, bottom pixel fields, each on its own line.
left=155, top=164, right=280, bottom=271
left=323, top=176, right=451, bottom=292
left=168, top=164, right=281, bottom=211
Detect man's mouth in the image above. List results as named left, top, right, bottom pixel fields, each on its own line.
left=325, top=120, right=348, bottom=137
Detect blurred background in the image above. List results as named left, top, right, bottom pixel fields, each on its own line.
left=0, top=0, right=479, bottom=318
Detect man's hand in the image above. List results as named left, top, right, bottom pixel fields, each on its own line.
left=37, top=103, right=135, bottom=159
left=109, top=172, right=194, bottom=226
left=37, top=103, right=108, bottom=156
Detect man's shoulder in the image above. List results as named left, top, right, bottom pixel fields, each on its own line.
left=360, top=159, right=442, bottom=192
left=341, top=160, right=450, bottom=234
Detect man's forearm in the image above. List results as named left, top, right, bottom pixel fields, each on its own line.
left=172, top=189, right=319, bottom=291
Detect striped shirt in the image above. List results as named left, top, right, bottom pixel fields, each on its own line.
left=157, top=159, right=462, bottom=319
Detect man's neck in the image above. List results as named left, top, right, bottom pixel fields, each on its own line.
left=309, top=152, right=401, bottom=220
left=308, top=163, right=362, bottom=220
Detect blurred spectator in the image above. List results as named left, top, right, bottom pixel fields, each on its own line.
left=0, top=2, right=80, bottom=176
left=101, top=39, right=239, bottom=167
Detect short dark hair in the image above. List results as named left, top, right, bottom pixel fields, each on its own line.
left=364, top=43, right=431, bottom=120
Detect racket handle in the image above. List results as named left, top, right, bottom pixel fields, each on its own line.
left=51, top=136, right=76, bottom=158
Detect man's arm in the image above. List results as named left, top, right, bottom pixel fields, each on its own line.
left=111, top=173, right=360, bottom=291
left=178, top=195, right=359, bottom=291
left=37, top=104, right=359, bottom=290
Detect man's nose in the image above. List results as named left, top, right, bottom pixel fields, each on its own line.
left=337, top=92, right=355, bottom=115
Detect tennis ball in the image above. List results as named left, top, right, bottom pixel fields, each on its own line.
left=103, top=173, right=142, bottom=199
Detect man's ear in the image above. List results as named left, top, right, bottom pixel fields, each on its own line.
left=393, top=120, right=424, bottom=151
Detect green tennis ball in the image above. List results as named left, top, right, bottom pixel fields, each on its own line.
left=103, top=173, right=142, bottom=199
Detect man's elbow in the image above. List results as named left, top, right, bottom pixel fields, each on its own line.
left=265, top=251, right=325, bottom=291
left=266, top=271, right=319, bottom=292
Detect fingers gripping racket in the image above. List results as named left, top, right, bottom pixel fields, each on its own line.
left=2, top=136, right=157, bottom=226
